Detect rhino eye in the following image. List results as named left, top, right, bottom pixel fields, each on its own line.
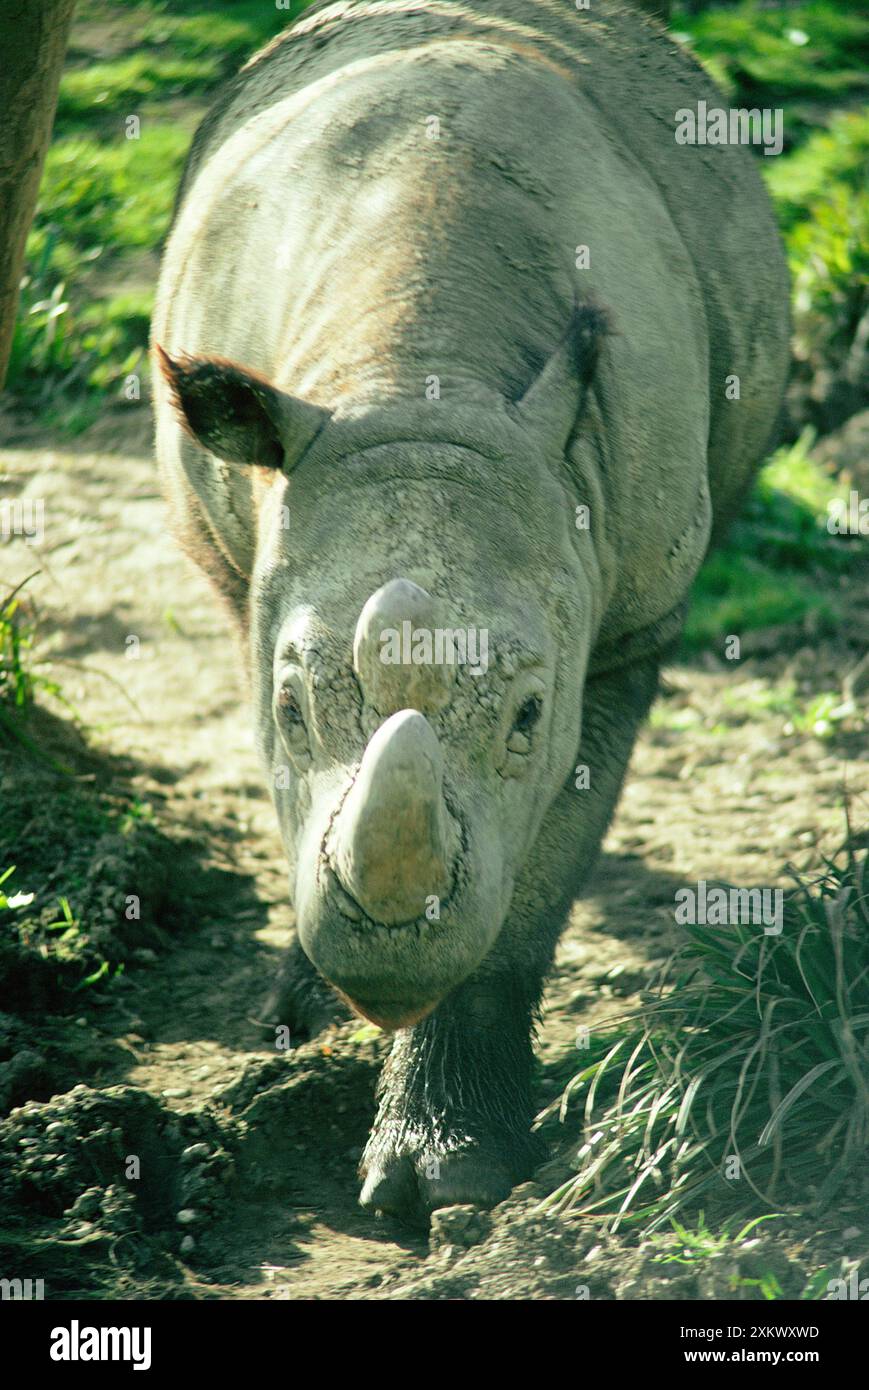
left=277, top=685, right=305, bottom=725
left=513, top=695, right=542, bottom=735
left=505, top=693, right=543, bottom=758
left=274, top=674, right=311, bottom=766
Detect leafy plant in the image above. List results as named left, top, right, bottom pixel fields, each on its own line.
left=656, top=1212, right=785, bottom=1266
left=675, top=3, right=869, bottom=128
left=542, top=855, right=869, bottom=1234
left=765, top=110, right=869, bottom=232
left=788, top=189, right=869, bottom=388
left=0, top=576, right=70, bottom=735
left=685, top=431, right=856, bottom=649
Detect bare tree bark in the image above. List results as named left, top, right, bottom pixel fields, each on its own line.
left=0, top=0, right=76, bottom=390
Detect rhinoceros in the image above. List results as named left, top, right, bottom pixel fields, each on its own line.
left=152, top=0, right=790, bottom=1222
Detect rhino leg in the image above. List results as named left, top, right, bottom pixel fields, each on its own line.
left=258, top=936, right=350, bottom=1041
left=360, top=653, right=664, bottom=1224
left=359, top=970, right=548, bottom=1223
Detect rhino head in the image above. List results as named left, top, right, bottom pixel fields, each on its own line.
left=157, top=309, right=604, bottom=1029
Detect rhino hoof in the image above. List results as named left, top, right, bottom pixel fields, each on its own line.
left=256, top=938, right=349, bottom=1041
left=359, top=1140, right=540, bottom=1227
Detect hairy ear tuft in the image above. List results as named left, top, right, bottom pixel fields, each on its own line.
left=560, top=301, right=612, bottom=390
left=155, top=347, right=330, bottom=471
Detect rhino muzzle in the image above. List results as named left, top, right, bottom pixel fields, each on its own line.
left=328, top=709, right=456, bottom=925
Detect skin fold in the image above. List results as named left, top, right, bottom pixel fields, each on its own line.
left=151, top=0, right=790, bottom=1224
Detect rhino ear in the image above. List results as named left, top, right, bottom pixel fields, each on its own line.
left=155, top=347, right=330, bottom=471
left=512, top=302, right=610, bottom=451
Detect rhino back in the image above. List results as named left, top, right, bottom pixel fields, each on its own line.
left=173, top=0, right=788, bottom=410
left=153, top=0, right=788, bottom=636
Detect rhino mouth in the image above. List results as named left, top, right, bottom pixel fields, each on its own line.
left=305, top=834, right=472, bottom=1031
left=300, top=768, right=486, bottom=1022
left=317, top=863, right=448, bottom=1028
left=334, top=988, right=439, bottom=1032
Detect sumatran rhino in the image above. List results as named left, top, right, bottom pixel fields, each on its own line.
left=152, top=0, right=789, bottom=1222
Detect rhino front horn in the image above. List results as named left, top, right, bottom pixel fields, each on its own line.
left=329, top=710, right=455, bottom=925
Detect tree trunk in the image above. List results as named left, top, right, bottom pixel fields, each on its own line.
left=0, top=0, right=76, bottom=390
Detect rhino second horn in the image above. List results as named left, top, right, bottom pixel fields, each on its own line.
left=330, top=710, right=455, bottom=925
left=353, top=578, right=455, bottom=716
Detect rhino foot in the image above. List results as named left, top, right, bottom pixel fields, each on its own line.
left=359, top=1127, right=544, bottom=1227
left=257, top=937, right=349, bottom=1041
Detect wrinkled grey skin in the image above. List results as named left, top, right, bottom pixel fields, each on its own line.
left=151, top=0, right=789, bottom=1223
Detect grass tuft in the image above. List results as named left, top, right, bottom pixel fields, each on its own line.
left=543, top=854, right=869, bottom=1234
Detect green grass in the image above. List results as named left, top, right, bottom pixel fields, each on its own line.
left=0, top=576, right=76, bottom=760
left=652, top=1212, right=795, bottom=1298
left=679, top=4, right=869, bottom=450
left=0, top=758, right=206, bottom=1010
left=650, top=676, right=858, bottom=743
left=687, top=560, right=833, bottom=648
left=765, top=109, right=869, bottom=230
left=788, top=187, right=869, bottom=377
left=543, top=854, right=869, bottom=1236
left=7, top=124, right=191, bottom=410
left=6, top=0, right=303, bottom=415
left=718, top=680, right=855, bottom=740
left=685, top=431, right=857, bottom=649
left=57, top=55, right=218, bottom=124
left=0, top=874, right=114, bottom=987
left=0, top=864, right=33, bottom=913
left=0, top=859, right=117, bottom=1001
left=35, top=128, right=191, bottom=254
left=0, top=577, right=39, bottom=712
left=0, top=574, right=261, bottom=1009
left=767, top=112, right=869, bottom=403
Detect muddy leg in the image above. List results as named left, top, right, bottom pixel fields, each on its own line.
left=258, top=935, right=349, bottom=1041
left=359, top=968, right=547, bottom=1224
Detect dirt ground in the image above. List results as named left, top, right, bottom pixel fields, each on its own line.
left=0, top=401, right=867, bottom=1300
